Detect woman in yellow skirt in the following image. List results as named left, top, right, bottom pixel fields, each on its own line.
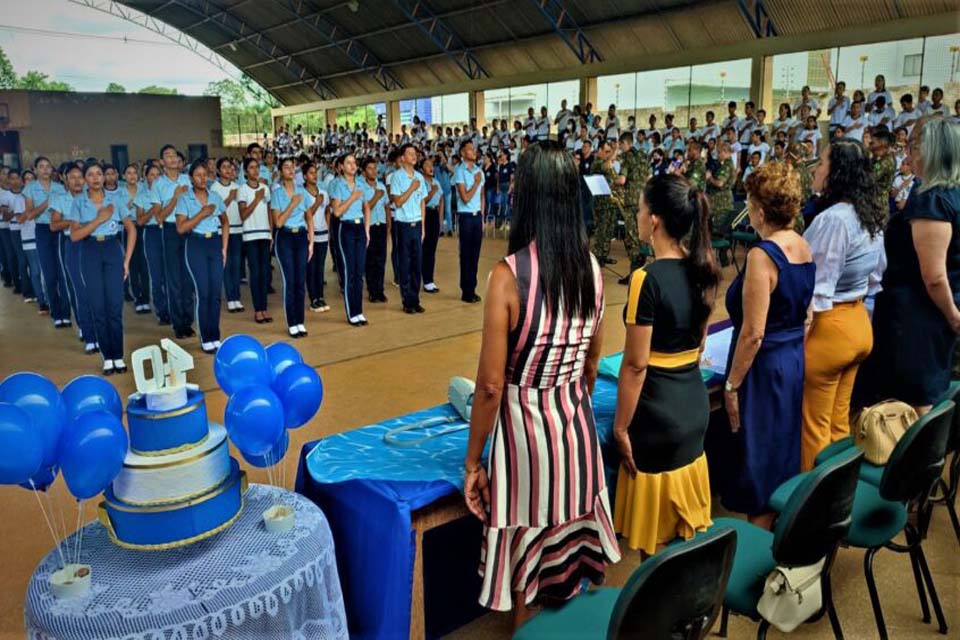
left=613, top=173, right=721, bottom=556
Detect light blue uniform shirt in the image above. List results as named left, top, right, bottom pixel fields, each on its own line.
left=24, top=180, right=66, bottom=224
left=154, top=173, right=192, bottom=223
left=388, top=169, right=427, bottom=223
left=424, top=176, right=442, bottom=208
left=176, top=189, right=225, bottom=235
left=71, top=192, right=131, bottom=237
left=329, top=177, right=365, bottom=223
left=269, top=185, right=310, bottom=229
left=109, top=186, right=139, bottom=225
left=134, top=182, right=161, bottom=226
left=361, top=179, right=387, bottom=226
left=453, top=162, right=483, bottom=213
left=51, top=192, right=81, bottom=235
left=259, top=164, right=272, bottom=184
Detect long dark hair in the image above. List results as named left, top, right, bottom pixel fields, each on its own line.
left=509, top=140, right=595, bottom=319
left=643, top=174, right=720, bottom=325
left=819, top=138, right=886, bottom=238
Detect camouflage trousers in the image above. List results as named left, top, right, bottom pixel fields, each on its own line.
left=592, top=200, right=618, bottom=263
left=621, top=198, right=646, bottom=269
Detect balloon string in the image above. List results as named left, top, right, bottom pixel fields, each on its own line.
left=30, top=480, right=66, bottom=570
left=43, top=487, right=65, bottom=553
left=75, top=501, right=85, bottom=566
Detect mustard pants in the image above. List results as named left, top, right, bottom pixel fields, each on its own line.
left=801, top=301, right=873, bottom=471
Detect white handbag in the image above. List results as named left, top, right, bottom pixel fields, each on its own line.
left=756, top=558, right=825, bottom=633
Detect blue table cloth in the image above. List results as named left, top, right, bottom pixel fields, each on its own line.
left=296, top=321, right=732, bottom=639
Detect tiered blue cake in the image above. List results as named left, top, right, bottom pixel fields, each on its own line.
left=98, top=387, right=246, bottom=550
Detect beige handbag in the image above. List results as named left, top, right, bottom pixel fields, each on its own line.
left=852, top=400, right=918, bottom=465
left=756, top=559, right=826, bottom=633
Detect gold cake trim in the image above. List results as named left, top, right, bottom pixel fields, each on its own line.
left=125, top=434, right=221, bottom=469
left=102, top=468, right=243, bottom=513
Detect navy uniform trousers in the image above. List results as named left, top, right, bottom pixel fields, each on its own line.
left=396, top=221, right=422, bottom=308
left=274, top=227, right=308, bottom=329
left=458, top=212, right=483, bottom=298
left=223, top=231, right=243, bottom=304
left=58, top=233, right=79, bottom=327
left=9, top=231, right=31, bottom=298
left=184, top=233, right=223, bottom=344
left=63, top=235, right=96, bottom=345
left=0, top=227, right=18, bottom=290
left=80, top=236, right=124, bottom=361
left=126, top=226, right=150, bottom=307
left=338, top=219, right=366, bottom=321
left=162, top=222, right=195, bottom=334
left=35, top=224, right=70, bottom=321
left=142, top=225, right=170, bottom=323
left=421, top=207, right=441, bottom=286
left=365, top=223, right=387, bottom=299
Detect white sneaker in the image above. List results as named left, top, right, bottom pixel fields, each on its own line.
left=227, top=301, right=237, bottom=311
left=296, top=324, right=307, bottom=334
left=102, top=361, right=115, bottom=375
left=202, top=342, right=215, bottom=352
left=84, top=343, right=97, bottom=354
left=357, top=314, right=368, bottom=323
left=213, top=340, right=222, bottom=349
left=113, top=359, right=127, bottom=372
left=349, top=316, right=362, bottom=325
left=54, top=319, right=63, bottom=328
left=24, top=297, right=36, bottom=303
left=289, top=326, right=300, bottom=337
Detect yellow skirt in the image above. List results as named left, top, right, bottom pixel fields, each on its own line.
left=613, top=453, right=713, bottom=555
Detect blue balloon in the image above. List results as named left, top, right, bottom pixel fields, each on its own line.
left=59, top=410, right=128, bottom=500
left=272, top=363, right=323, bottom=429
left=265, top=342, right=304, bottom=382
left=241, top=430, right=289, bottom=468
left=20, top=465, right=59, bottom=492
left=0, top=372, right=66, bottom=470
left=0, top=403, right=43, bottom=485
left=224, top=385, right=285, bottom=457
left=214, top=335, right=271, bottom=395
left=62, top=375, right=123, bottom=422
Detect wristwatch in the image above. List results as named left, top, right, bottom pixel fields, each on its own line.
left=724, top=380, right=738, bottom=394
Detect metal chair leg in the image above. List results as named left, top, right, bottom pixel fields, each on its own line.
left=916, top=544, right=949, bottom=635
left=718, top=606, right=729, bottom=638
left=864, top=547, right=888, bottom=640
left=823, top=572, right=844, bottom=640
left=757, top=619, right=770, bottom=640
left=908, top=543, right=931, bottom=623
left=947, top=499, right=960, bottom=546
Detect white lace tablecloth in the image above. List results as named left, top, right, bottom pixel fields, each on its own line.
left=24, top=484, right=348, bottom=640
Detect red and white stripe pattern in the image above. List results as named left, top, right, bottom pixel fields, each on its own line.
left=479, top=242, right=620, bottom=612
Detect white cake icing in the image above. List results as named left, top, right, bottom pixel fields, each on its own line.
left=143, top=385, right=189, bottom=412
left=112, top=424, right=231, bottom=506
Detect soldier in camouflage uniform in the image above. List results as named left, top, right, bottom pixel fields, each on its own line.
left=705, top=141, right=736, bottom=222
left=869, top=129, right=896, bottom=215
left=590, top=140, right=622, bottom=267
left=683, top=141, right=706, bottom=191
left=617, top=132, right=650, bottom=280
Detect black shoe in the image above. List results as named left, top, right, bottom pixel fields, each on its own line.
left=115, top=364, right=128, bottom=374
left=158, top=318, right=171, bottom=326
left=461, top=294, right=482, bottom=304
left=124, top=293, right=134, bottom=302
left=185, top=328, right=196, bottom=338
left=268, top=286, right=276, bottom=294
left=349, top=319, right=363, bottom=327
left=603, top=257, right=617, bottom=265
left=13, top=288, right=21, bottom=294
left=403, top=306, right=415, bottom=314
left=175, top=330, right=187, bottom=339
left=618, top=274, right=631, bottom=285
left=414, top=305, right=425, bottom=313
left=369, top=295, right=379, bottom=303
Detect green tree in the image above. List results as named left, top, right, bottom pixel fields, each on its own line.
left=204, top=78, right=247, bottom=109
left=138, top=85, right=178, bottom=96
left=0, top=46, right=15, bottom=89
left=105, top=82, right=126, bottom=93
left=16, top=71, right=73, bottom=92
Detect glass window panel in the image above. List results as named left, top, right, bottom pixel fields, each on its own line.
left=838, top=38, right=924, bottom=107
left=336, top=103, right=380, bottom=130
left=507, top=84, right=546, bottom=122
left=546, top=79, right=580, bottom=116
left=689, top=59, right=751, bottom=128
left=484, top=88, right=509, bottom=125
left=597, top=73, right=637, bottom=121
left=441, top=93, right=470, bottom=128
left=919, top=34, right=960, bottom=111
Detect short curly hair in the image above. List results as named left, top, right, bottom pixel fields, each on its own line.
left=744, top=161, right=802, bottom=228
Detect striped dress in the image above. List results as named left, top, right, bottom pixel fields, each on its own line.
left=479, top=242, right=621, bottom=611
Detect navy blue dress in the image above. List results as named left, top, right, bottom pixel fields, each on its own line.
left=854, top=186, right=960, bottom=407
left=722, top=240, right=815, bottom=515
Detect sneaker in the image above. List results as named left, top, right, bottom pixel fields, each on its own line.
left=201, top=342, right=216, bottom=354
left=423, top=283, right=439, bottom=293
left=213, top=340, right=222, bottom=350
left=38, top=305, right=49, bottom=316
left=103, top=361, right=115, bottom=376
left=288, top=326, right=300, bottom=337
left=357, top=314, right=368, bottom=325
left=318, top=299, right=330, bottom=312
left=54, top=319, right=64, bottom=328
left=24, top=297, right=36, bottom=303
left=296, top=324, right=308, bottom=337
left=113, top=359, right=127, bottom=374
left=184, top=328, right=196, bottom=338
left=349, top=316, right=363, bottom=327
left=234, top=302, right=245, bottom=312
left=84, top=343, right=98, bottom=355
left=310, top=300, right=323, bottom=312
left=227, top=301, right=237, bottom=312
left=403, top=306, right=415, bottom=314
left=414, top=305, right=425, bottom=313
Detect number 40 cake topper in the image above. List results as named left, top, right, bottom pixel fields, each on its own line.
left=131, top=339, right=195, bottom=395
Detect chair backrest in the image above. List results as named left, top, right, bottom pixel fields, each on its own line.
left=607, top=526, right=736, bottom=640
left=772, top=447, right=863, bottom=567
left=937, top=382, right=960, bottom=452
left=879, top=400, right=954, bottom=503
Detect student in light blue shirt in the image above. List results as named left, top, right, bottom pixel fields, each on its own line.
left=23, top=156, right=70, bottom=324
left=68, top=162, right=137, bottom=375
left=135, top=164, right=169, bottom=324
left=270, top=157, right=313, bottom=337
left=176, top=160, right=228, bottom=354
left=360, top=158, right=389, bottom=304
left=389, top=144, right=428, bottom=313
left=154, top=144, right=195, bottom=339
left=420, top=157, right=444, bottom=294
left=330, top=153, right=369, bottom=326
left=114, top=163, right=151, bottom=314
left=453, top=140, right=485, bottom=303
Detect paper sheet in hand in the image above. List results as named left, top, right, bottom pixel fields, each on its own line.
left=584, top=174, right=612, bottom=196
left=699, top=326, right=733, bottom=377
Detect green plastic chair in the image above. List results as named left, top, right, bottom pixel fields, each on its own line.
left=513, top=526, right=737, bottom=640
left=769, top=400, right=955, bottom=640
left=716, top=447, right=863, bottom=640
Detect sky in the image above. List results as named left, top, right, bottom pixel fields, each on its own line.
left=0, top=0, right=235, bottom=95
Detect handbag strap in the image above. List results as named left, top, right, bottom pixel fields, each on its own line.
left=382, top=416, right=469, bottom=447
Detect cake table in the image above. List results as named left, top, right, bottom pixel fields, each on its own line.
left=24, top=485, right=347, bottom=640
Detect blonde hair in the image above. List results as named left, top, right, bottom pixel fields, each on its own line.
left=744, top=162, right=802, bottom=228
left=918, top=116, right=960, bottom=192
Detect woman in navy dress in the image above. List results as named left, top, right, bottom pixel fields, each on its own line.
left=722, top=161, right=815, bottom=528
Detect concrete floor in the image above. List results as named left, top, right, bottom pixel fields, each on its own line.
left=0, top=233, right=956, bottom=639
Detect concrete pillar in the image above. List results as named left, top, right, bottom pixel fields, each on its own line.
left=471, top=90, right=486, bottom=128
left=386, top=100, right=401, bottom=136
left=750, top=55, right=774, bottom=115
left=324, top=108, right=337, bottom=128
left=580, top=77, right=597, bottom=110
left=272, top=115, right=284, bottom=134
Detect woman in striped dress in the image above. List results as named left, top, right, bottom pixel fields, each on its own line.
left=464, top=141, right=620, bottom=631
